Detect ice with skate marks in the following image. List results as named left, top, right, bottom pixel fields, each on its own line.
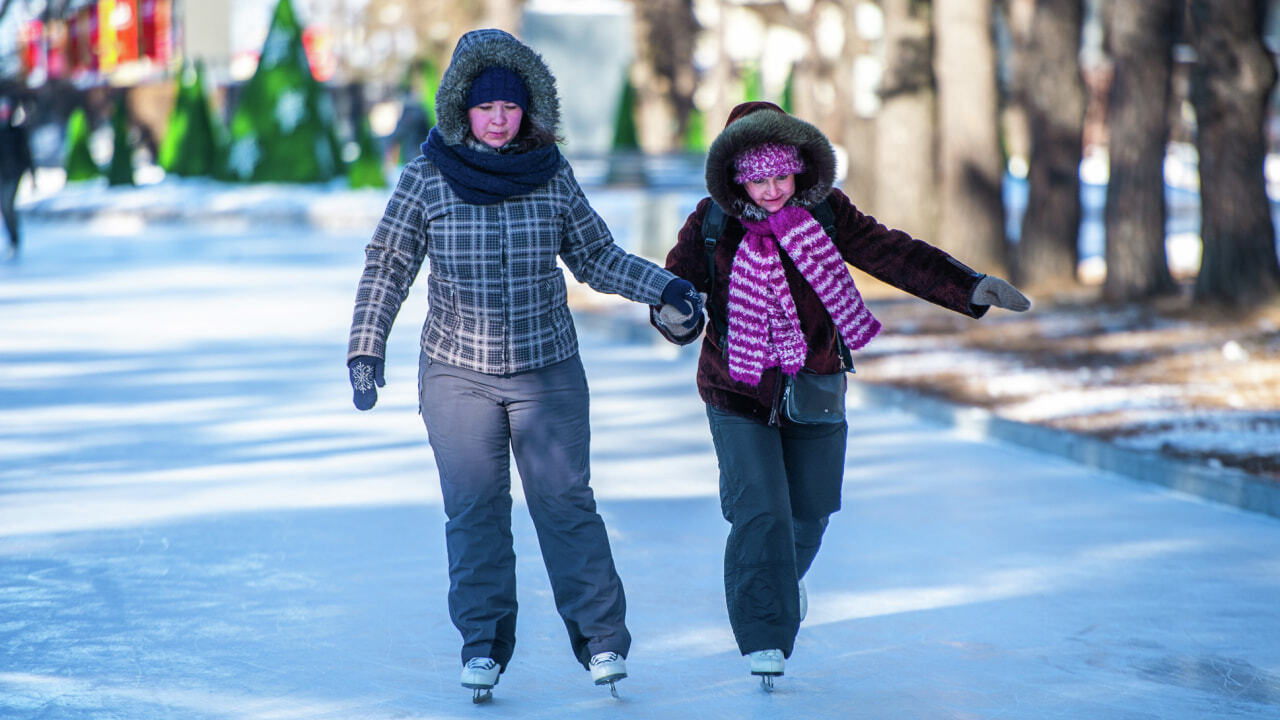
left=755, top=671, right=784, bottom=693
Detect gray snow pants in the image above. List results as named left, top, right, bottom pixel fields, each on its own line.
left=706, top=404, right=844, bottom=658
left=420, top=352, right=630, bottom=671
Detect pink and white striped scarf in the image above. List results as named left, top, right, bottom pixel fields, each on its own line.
left=726, top=205, right=881, bottom=385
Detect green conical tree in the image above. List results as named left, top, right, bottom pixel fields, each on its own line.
left=107, top=95, right=135, bottom=186
left=63, top=107, right=99, bottom=182
left=683, top=106, right=708, bottom=153
left=611, top=70, right=639, bottom=151
left=780, top=66, right=796, bottom=114
left=221, top=0, right=342, bottom=182
left=741, top=63, right=764, bottom=103
left=160, top=60, right=227, bottom=177
left=418, top=57, right=439, bottom=128
left=347, top=114, right=387, bottom=189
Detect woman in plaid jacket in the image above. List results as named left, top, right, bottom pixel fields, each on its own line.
left=346, top=29, right=700, bottom=700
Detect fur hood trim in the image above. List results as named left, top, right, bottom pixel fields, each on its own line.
left=705, top=103, right=836, bottom=220
left=435, top=29, right=561, bottom=146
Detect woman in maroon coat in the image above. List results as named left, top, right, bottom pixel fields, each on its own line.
left=652, top=101, right=1029, bottom=685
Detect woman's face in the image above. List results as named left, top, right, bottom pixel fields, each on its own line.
left=744, top=174, right=796, bottom=214
left=469, top=102, right=523, bottom=148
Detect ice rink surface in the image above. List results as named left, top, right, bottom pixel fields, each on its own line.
left=1, top=223, right=1278, bottom=719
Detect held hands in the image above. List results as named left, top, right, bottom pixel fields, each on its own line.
left=660, top=277, right=704, bottom=329
left=348, top=355, right=385, bottom=411
left=972, top=276, right=1031, bottom=312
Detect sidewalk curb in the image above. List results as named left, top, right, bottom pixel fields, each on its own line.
left=847, top=381, right=1280, bottom=520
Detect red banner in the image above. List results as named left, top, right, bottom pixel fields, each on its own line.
left=114, top=0, right=139, bottom=64
left=139, top=0, right=173, bottom=63
left=19, top=20, right=43, bottom=75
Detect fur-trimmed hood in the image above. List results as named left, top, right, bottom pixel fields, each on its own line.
left=435, top=29, right=561, bottom=146
left=705, top=101, right=836, bottom=221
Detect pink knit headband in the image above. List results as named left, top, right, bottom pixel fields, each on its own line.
left=734, top=143, right=804, bottom=184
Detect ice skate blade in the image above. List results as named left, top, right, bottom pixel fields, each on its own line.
left=595, top=674, right=625, bottom=699
left=759, top=675, right=776, bottom=692
left=471, top=688, right=493, bottom=704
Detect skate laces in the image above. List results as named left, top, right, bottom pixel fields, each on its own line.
left=466, top=657, right=498, bottom=671
left=590, top=651, right=622, bottom=667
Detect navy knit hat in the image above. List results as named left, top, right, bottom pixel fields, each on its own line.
left=467, top=66, right=529, bottom=110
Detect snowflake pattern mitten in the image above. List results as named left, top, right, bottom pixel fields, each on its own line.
left=348, top=355, right=385, bottom=411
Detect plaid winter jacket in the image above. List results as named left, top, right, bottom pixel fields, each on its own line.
left=347, top=155, right=674, bottom=375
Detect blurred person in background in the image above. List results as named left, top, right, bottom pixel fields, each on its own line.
left=386, top=61, right=432, bottom=167
left=345, top=28, right=701, bottom=702
left=0, top=97, right=33, bottom=260
left=652, top=101, right=1029, bottom=687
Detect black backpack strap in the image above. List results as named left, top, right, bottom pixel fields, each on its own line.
left=811, top=197, right=838, bottom=242
left=701, top=203, right=729, bottom=339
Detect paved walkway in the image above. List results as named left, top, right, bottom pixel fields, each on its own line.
left=1, top=223, right=1278, bottom=719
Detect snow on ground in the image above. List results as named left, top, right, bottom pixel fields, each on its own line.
left=2, top=182, right=1280, bottom=718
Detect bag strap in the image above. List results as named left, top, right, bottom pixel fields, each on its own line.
left=702, top=197, right=852, bottom=370
left=811, top=200, right=854, bottom=371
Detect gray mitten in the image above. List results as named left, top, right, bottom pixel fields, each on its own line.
left=972, top=276, right=1031, bottom=312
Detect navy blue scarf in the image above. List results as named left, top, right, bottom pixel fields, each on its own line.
left=422, top=128, right=562, bottom=205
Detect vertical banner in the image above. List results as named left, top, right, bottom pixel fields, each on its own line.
left=47, top=20, right=69, bottom=78
left=301, top=25, right=334, bottom=82
left=139, top=0, right=173, bottom=64
left=98, top=0, right=118, bottom=72
left=115, top=0, right=139, bottom=64
left=88, top=6, right=101, bottom=71
left=68, top=15, right=82, bottom=73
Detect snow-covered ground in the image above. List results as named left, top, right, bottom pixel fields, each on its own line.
left=2, top=190, right=1280, bottom=718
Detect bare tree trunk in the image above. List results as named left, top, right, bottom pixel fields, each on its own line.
left=874, top=0, right=938, bottom=243
left=631, top=0, right=698, bottom=153
left=1102, top=0, right=1179, bottom=303
left=1189, top=0, right=1280, bottom=308
left=843, top=0, right=878, bottom=207
left=482, top=0, right=522, bottom=33
left=1017, top=0, right=1085, bottom=292
left=934, top=0, right=1007, bottom=275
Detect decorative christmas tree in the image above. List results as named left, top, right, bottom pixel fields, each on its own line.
left=221, top=0, right=342, bottom=182
left=347, top=114, right=387, bottom=189
left=781, top=66, right=796, bottom=114
left=605, top=68, right=646, bottom=185
left=414, top=56, right=438, bottom=129
left=683, top=106, right=708, bottom=153
left=63, top=107, right=99, bottom=181
left=611, top=70, right=639, bottom=151
left=107, top=95, right=135, bottom=186
left=159, top=60, right=227, bottom=177
left=741, top=63, right=764, bottom=104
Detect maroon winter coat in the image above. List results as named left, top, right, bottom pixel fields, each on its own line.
left=653, top=102, right=989, bottom=424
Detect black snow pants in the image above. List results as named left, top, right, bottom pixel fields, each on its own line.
left=706, top=404, right=845, bottom=658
